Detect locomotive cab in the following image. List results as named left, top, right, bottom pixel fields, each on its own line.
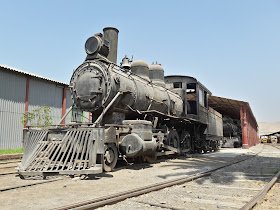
left=164, top=75, right=211, bottom=124
left=164, top=76, right=222, bottom=153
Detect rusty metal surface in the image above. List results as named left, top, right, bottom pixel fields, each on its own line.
left=131, top=60, right=150, bottom=80
left=103, top=27, right=119, bottom=64
left=19, top=127, right=104, bottom=176
left=207, top=107, right=223, bottom=138
left=70, top=59, right=184, bottom=118
left=149, top=62, right=165, bottom=87
left=19, top=27, right=227, bottom=176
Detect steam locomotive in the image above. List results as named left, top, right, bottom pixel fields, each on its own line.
left=18, top=27, right=223, bottom=177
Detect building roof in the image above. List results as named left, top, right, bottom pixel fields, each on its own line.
left=208, top=95, right=258, bottom=127
left=263, top=131, right=280, bottom=136
left=0, top=63, right=69, bottom=86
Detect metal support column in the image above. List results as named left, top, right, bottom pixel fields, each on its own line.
left=24, top=76, right=30, bottom=129
left=61, top=86, right=67, bottom=125
left=241, top=106, right=249, bottom=149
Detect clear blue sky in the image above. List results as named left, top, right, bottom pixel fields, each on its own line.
left=0, top=0, right=279, bottom=123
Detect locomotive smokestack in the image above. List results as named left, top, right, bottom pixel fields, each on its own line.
left=103, top=27, right=119, bottom=64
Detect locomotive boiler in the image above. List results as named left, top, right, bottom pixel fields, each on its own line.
left=18, top=27, right=223, bottom=177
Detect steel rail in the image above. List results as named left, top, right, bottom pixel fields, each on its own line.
left=240, top=166, right=280, bottom=209
left=0, top=177, right=63, bottom=192
left=0, top=165, right=17, bottom=170
left=56, top=156, right=255, bottom=210
left=0, top=171, right=17, bottom=176
left=0, top=161, right=21, bottom=165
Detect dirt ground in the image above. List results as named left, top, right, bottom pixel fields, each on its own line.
left=97, top=144, right=280, bottom=210
left=0, top=144, right=279, bottom=210
left=254, top=181, right=280, bottom=210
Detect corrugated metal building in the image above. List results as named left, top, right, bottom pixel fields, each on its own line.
left=0, top=64, right=90, bottom=149
left=209, top=96, right=259, bottom=148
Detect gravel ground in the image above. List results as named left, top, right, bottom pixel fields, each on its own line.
left=254, top=181, right=280, bottom=210
left=97, top=144, right=280, bottom=210
left=0, top=144, right=279, bottom=209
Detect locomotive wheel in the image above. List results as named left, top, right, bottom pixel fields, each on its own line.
left=197, top=148, right=203, bottom=154
left=103, top=144, right=118, bottom=172
left=145, top=153, right=157, bottom=164
left=213, top=140, right=218, bottom=151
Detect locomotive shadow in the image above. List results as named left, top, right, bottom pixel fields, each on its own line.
left=115, top=159, right=153, bottom=171
left=81, top=160, right=154, bottom=180
left=82, top=173, right=114, bottom=180
left=195, top=155, right=280, bottom=186
left=156, top=153, right=280, bottom=186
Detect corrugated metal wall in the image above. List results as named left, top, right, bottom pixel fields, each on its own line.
left=65, top=90, right=91, bottom=123
left=0, top=68, right=92, bottom=149
left=28, top=78, right=64, bottom=125
left=0, top=70, right=26, bottom=149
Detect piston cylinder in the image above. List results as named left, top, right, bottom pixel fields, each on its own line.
left=120, top=134, right=157, bottom=158
left=120, top=120, right=157, bottom=157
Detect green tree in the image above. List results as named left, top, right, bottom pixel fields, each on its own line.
left=21, top=106, right=53, bottom=127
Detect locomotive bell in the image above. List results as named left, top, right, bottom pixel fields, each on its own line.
left=120, top=55, right=132, bottom=69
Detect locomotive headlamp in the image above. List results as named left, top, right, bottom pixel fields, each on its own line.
left=85, top=36, right=102, bottom=55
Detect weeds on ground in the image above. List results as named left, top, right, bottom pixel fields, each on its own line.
left=0, top=148, right=24, bottom=155
left=272, top=170, right=279, bottom=175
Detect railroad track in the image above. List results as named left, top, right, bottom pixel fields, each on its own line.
left=1, top=144, right=279, bottom=209
left=0, top=160, right=21, bottom=165
left=0, top=177, right=64, bottom=192
left=0, top=161, right=64, bottom=191
left=0, top=171, right=17, bottom=176
left=0, top=165, right=64, bottom=192
left=55, top=155, right=257, bottom=210
left=0, top=158, right=165, bottom=192
left=270, top=143, right=280, bottom=150
left=0, top=165, right=17, bottom=170
left=0, top=162, right=18, bottom=176
left=55, top=144, right=280, bottom=210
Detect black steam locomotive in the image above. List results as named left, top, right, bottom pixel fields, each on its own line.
left=18, top=27, right=223, bottom=177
